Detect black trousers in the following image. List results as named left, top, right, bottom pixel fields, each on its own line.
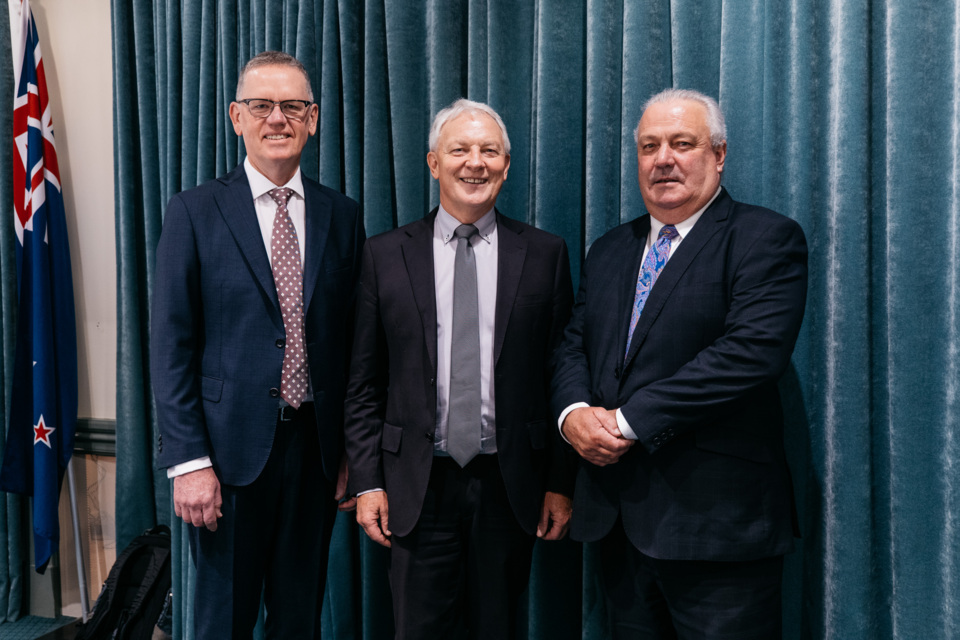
left=390, top=455, right=535, bottom=640
left=599, top=519, right=784, bottom=640
left=189, top=403, right=337, bottom=639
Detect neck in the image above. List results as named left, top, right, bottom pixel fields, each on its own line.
left=249, top=158, right=299, bottom=187
left=441, top=202, right=491, bottom=225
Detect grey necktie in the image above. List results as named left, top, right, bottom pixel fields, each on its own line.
left=447, top=224, right=481, bottom=467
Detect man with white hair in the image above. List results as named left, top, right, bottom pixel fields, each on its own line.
left=345, top=98, right=573, bottom=639
left=552, top=89, right=808, bottom=638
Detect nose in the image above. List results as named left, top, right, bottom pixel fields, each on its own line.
left=266, top=103, right=287, bottom=124
left=654, top=144, right=673, bottom=167
left=466, top=147, right=483, bottom=168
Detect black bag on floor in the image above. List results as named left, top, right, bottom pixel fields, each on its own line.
left=75, top=524, right=171, bottom=640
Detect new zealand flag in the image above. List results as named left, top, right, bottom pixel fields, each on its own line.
left=0, top=0, right=78, bottom=574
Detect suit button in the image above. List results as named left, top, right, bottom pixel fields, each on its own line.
left=429, top=378, right=436, bottom=386
left=614, top=366, right=621, bottom=380
left=275, top=339, right=285, bottom=348
left=269, top=387, right=280, bottom=398
left=424, top=432, right=434, bottom=442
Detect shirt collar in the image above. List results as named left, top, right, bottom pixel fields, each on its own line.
left=243, top=157, right=305, bottom=201
left=436, top=205, right=497, bottom=245
left=649, top=186, right=721, bottom=241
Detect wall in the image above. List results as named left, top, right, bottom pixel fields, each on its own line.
left=31, top=0, right=116, bottom=421
left=27, top=0, right=117, bottom=618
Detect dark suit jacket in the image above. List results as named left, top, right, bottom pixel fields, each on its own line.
left=151, top=164, right=364, bottom=486
left=344, top=209, right=574, bottom=537
left=552, top=188, right=807, bottom=562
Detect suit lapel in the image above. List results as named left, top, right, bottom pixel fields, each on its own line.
left=214, top=166, right=283, bottom=331
left=401, top=212, right=439, bottom=375
left=494, top=213, right=526, bottom=366
left=624, top=189, right=732, bottom=368
left=301, top=180, right=332, bottom=313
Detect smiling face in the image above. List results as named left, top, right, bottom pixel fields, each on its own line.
left=636, top=99, right=726, bottom=224
left=229, top=64, right=317, bottom=185
left=427, top=112, right=510, bottom=224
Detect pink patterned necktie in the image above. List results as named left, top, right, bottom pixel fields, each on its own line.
left=268, top=187, right=308, bottom=408
left=625, top=224, right=679, bottom=358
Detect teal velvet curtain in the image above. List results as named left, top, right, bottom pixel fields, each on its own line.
left=112, top=0, right=960, bottom=638
left=0, top=11, right=23, bottom=624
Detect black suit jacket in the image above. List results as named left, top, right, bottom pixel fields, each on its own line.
left=344, top=209, right=574, bottom=537
left=552, top=188, right=807, bottom=561
left=151, top=164, right=364, bottom=485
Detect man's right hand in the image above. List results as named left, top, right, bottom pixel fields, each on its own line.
left=356, top=490, right=392, bottom=547
left=173, top=467, right=223, bottom=531
left=562, top=406, right=634, bottom=466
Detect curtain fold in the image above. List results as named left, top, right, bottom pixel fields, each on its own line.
left=112, top=1, right=960, bottom=638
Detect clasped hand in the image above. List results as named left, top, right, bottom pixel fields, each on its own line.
left=562, top=406, right=634, bottom=466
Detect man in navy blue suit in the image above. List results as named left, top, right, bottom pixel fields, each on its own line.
left=552, top=89, right=807, bottom=639
left=151, top=51, right=364, bottom=638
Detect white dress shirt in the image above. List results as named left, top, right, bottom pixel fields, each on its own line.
left=433, top=205, right=499, bottom=454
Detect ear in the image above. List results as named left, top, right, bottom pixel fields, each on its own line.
left=427, top=151, right=440, bottom=179
left=714, top=141, right=727, bottom=173
left=305, top=103, right=319, bottom=136
left=502, top=154, right=510, bottom=181
left=229, top=103, right=243, bottom=136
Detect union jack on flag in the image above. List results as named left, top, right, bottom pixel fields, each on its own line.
left=0, top=0, right=78, bottom=574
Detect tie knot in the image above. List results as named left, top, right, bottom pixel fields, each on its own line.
left=658, top=225, right=678, bottom=241
left=269, top=187, right=293, bottom=207
left=454, top=224, right=479, bottom=241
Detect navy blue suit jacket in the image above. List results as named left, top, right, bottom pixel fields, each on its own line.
left=344, top=209, right=574, bottom=537
left=151, top=164, right=364, bottom=486
left=552, top=188, right=807, bottom=561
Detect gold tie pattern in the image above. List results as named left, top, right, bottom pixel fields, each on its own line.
left=268, top=187, right=308, bottom=408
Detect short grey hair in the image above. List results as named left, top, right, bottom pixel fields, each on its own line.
left=428, top=99, right=511, bottom=155
left=634, top=89, right=726, bottom=149
left=236, top=51, right=314, bottom=102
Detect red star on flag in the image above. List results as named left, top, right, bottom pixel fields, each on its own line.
left=33, top=415, right=55, bottom=448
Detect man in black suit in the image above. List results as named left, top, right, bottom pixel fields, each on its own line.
left=151, top=51, right=364, bottom=638
left=344, top=99, right=573, bottom=639
left=552, top=89, right=808, bottom=639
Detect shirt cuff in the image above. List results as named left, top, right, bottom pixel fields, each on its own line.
left=166, top=456, right=213, bottom=478
left=357, top=488, right=384, bottom=496
left=615, top=409, right=638, bottom=440
left=558, top=402, right=590, bottom=444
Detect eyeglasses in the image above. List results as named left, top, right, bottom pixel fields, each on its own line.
left=237, top=99, right=313, bottom=121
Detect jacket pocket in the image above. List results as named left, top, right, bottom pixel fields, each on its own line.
left=382, top=423, right=403, bottom=454
left=201, top=376, right=223, bottom=402
left=694, top=429, right=773, bottom=464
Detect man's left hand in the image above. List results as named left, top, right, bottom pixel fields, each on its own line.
left=335, top=455, right=357, bottom=512
left=537, top=491, right=572, bottom=540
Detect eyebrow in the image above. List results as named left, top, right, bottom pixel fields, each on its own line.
left=445, top=139, right=503, bottom=148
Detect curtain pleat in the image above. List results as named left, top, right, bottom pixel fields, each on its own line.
left=109, top=1, right=960, bottom=638
left=112, top=0, right=168, bottom=558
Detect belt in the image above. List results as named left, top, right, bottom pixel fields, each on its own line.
left=278, top=401, right=314, bottom=422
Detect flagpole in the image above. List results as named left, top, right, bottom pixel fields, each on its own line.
left=67, top=458, right=89, bottom=622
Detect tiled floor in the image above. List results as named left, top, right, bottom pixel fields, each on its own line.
left=0, top=616, right=77, bottom=640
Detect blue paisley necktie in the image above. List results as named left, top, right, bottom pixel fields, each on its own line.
left=625, top=224, right=679, bottom=359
